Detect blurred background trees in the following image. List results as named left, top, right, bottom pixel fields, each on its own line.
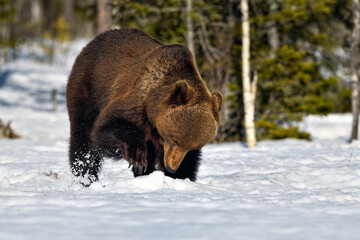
left=0, top=0, right=356, bottom=142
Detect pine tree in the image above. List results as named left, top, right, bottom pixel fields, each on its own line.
left=247, top=0, right=346, bottom=140
left=0, top=0, right=17, bottom=62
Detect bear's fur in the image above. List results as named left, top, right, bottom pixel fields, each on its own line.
left=66, top=28, right=222, bottom=185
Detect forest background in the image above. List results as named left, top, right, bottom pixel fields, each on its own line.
left=0, top=0, right=355, bottom=142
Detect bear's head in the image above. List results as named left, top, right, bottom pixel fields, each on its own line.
left=156, top=80, right=222, bottom=173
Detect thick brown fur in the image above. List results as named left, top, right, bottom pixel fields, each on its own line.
left=66, top=28, right=222, bottom=185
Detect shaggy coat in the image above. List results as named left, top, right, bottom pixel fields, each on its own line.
left=66, top=28, right=222, bottom=185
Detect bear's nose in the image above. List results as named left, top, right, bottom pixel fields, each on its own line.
left=165, top=165, right=177, bottom=173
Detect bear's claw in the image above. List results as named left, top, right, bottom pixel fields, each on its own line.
left=137, top=164, right=143, bottom=174
left=124, top=143, right=148, bottom=174
left=132, top=160, right=147, bottom=174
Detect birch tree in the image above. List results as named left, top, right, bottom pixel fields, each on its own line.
left=186, top=0, right=195, bottom=60
left=241, top=0, right=256, bottom=148
left=350, top=0, right=360, bottom=142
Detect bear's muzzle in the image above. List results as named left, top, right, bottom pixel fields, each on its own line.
left=163, top=142, right=188, bottom=173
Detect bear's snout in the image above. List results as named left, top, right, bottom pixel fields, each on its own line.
left=163, top=142, right=188, bottom=173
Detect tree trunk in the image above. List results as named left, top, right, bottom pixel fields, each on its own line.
left=64, top=0, right=74, bottom=25
left=51, top=89, right=57, bottom=112
left=241, top=0, right=256, bottom=148
left=350, top=0, right=360, bottom=142
left=186, top=0, right=196, bottom=61
left=266, top=0, right=279, bottom=58
left=64, top=0, right=74, bottom=36
left=96, top=0, right=112, bottom=35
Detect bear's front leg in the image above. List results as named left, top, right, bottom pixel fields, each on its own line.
left=91, top=116, right=148, bottom=175
left=122, top=132, right=148, bottom=175
left=68, top=114, right=102, bottom=186
left=70, top=145, right=102, bottom=186
left=144, top=126, right=165, bottom=172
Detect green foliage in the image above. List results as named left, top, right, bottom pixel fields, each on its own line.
left=256, top=119, right=310, bottom=140
left=113, top=0, right=185, bottom=44
left=256, top=45, right=335, bottom=115
left=252, top=44, right=336, bottom=139
left=53, top=16, right=71, bottom=43
left=0, top=0, right=17, bottom=48
left=41, top=16, right=71, bottom=63
left=329, top=79, right=352, bottom=113
left=0, top=0, right=16, bottom=22
left=222, top=0, right=352, bottom=141
left=75, top=0, right=96, bottom=21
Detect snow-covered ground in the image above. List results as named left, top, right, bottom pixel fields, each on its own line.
left=1, top=55, right=360, bottom=239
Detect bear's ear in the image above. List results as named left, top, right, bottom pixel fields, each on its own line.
left=168, top=80, right=193, bottom=105
left=212, top=91, right=223, bottom=112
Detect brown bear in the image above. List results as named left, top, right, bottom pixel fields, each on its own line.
left=66, top=28, right=222, bottom=185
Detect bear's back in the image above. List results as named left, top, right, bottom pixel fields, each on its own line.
left=76, top=28, right=164, bottom=73
left=67, top=28, right=164, bottom=109
left=89, top=28, right=163, bottom=61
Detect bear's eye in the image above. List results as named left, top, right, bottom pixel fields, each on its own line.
left=172, top=139, right=179, bottom=145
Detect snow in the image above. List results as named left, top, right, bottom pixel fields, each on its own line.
left=300, top=114, right=355, bottom=141
left=1, top=51, right=360, bottom=239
